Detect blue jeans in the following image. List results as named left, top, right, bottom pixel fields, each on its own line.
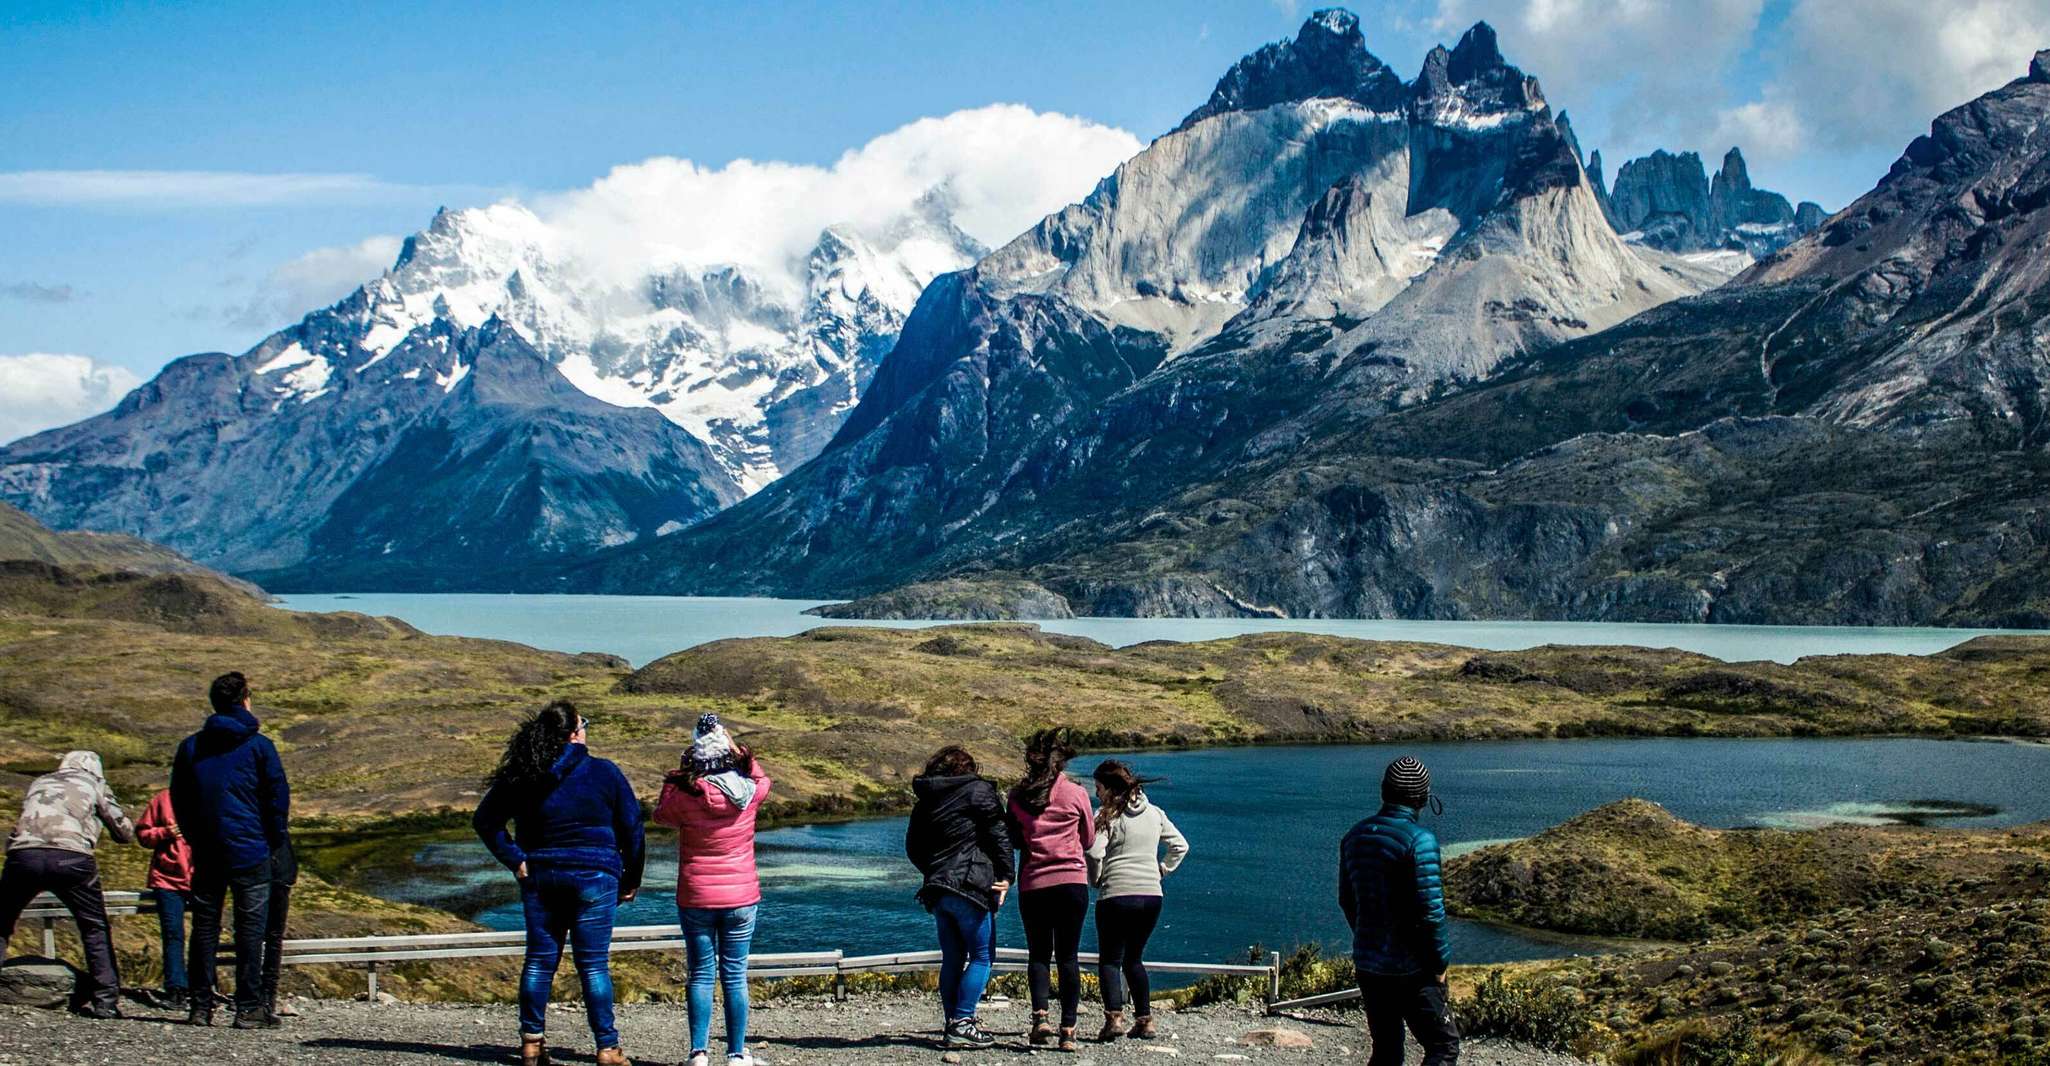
left=932, top=893, right=995, bottom=1023
left=519, top=866, right=621, bottom=1049
left=154, top=888, right=188, bottom=995
left=680, top=904, right=757, bottom=1057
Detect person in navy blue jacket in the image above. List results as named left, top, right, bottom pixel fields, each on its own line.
left=473, top=701, right=645, bottom=1066
left=169, top=671, right=290, bottom=1029
left=1339, top=756, right=1459, bottom=1066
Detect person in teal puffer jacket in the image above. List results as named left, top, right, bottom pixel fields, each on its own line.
left=1339, top=756, right=1458, bottom=1066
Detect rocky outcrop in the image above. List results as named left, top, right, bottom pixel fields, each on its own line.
left=808, top=578, right=1075, bottom=620
left=1604, top=146, right=1822, bottom=256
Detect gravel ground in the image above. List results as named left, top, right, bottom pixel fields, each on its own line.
left=0, top=992, right=1586, bottom=1066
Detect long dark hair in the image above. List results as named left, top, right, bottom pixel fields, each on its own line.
left=1092, top=759, right=1161, bottom=832
left=922, top=745, right=978, bottom=778
left=1009, top=728, right=1076, bottom=813
left=486, top=700, right=580, bottom=792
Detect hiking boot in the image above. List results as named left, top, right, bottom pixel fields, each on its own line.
left=1097, top=1010, right=1126, bottom=1042
left=595, top=1047, right=632, bottom=1066
left=1029, top=1010, right=1054, bottom=1046
left=75, top=1001, right=122, bottom=1020
left=1058, top=1026, right=1080, bottom=1052
left=944, top=1017, right=996, bottom=1049
left=520, top=1036, right=550, bottom=1066
left=143, top=989, right=188, bottom=1011
left=233, top=1009, right=281, bottom=1029
left=186, top=1002, right=214, bottom=1027
left=1130, top=1015, right=1158, bottom=1039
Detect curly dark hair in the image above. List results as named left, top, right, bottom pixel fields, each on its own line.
left=1008, top=727, right=1076, bottom=813
left=921, top=745, right=978, bottom=778
left=486, top=700, right=581, bottom=792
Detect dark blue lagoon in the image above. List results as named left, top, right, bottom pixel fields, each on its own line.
left=387, top=737, right=2050, bottom=968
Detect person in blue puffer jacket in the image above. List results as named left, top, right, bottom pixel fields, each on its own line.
left=473, top=701, right=645, bottom=1066
left=1339, top=756, right=1459, bottom=1066
left=170, top=671, right=290, bottom=1029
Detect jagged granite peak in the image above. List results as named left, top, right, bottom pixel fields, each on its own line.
left=1409, top=21, right=1544, bottom=123
left=1795, top=201, right=1826, bottom=229
left=1607, top=146, right=1815, bottom=256
left=2032, top=49, right=2050, bottom=83
left=1175, top=7, right=1406, bottom=132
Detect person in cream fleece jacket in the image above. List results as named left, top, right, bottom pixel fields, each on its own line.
left=1084, top=759, right=1188, bottom=1042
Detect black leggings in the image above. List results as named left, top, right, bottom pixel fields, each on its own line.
left=1095, top=894, right=1162, bottom=1016
left=1019, top=884, right=1087, bottom=1026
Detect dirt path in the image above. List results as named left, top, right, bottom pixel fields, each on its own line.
left=0, top=992, right=1587, bottom=1065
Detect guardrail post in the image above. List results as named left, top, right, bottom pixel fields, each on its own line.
left=367, top=962, right=380, bottom=1002
left=1266, top=951, right=1282, bottom=1007
left=833, top=971, right=847, bottom=1002
left=41, top=916, right=56, bottom=958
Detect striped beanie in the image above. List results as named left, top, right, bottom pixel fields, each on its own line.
left=1382, top=756, right=1431, bottom=807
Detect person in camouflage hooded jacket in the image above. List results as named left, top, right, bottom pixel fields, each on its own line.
left=0, top=750, right=136, bottom=1017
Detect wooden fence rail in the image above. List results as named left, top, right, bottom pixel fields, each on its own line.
left=22, top=893, right=1287, bottom=1006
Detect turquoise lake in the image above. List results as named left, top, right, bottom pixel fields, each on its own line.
left=272, top=592, right=2035, bottom=667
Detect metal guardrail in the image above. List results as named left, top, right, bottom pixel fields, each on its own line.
left=24, top=892, right=1286, bottom=1004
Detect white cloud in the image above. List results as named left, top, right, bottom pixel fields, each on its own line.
left=0, top=169, right=492, bottom=208
left=228, top=235, right=405, bottom=330
left=1766, top=0, right=2050, bottom=152
left=527, top=104, right=1142, bottom=298
left=1707, top=99, right=1807, bottom=162
left=0, top=353, right=143, bottom=444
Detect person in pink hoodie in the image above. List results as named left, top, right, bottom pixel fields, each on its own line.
left=134, top=787, right=195, bottom=1009
left=1005, top=729, right=1094, bottom=1052
left=653, top=714, right=771, bottom=1066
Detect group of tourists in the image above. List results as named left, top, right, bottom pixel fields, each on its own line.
left=0, top=672, right=296, bottom=1027
left=1, top=677, right=1462, bottom=1066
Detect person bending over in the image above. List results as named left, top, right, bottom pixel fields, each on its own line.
left=0, top=750, right=135, bottom=1018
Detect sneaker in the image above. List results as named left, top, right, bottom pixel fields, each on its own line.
left=944, top=1018, right=997, bottom=1050
left=725, top=1056, right=755, bottom=1066
left=680, top=1052, right=709, bottom=1066
left=74, top=1002, right=123, bottom=1020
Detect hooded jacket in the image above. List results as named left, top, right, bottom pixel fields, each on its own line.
left=1085, top=792, right=1188, bottom=899
left=653, top=760, right=772, bottom=910
left=905, top=773, right=1014, bottom=912
left=171, top=705, right=290, bottom=872
left=6, top=751, right=134, bottom=856
left=1339, top=803, right=1452, bottom=977
left=472, top=743, right=646, bottom=897
left=135, top=788, right=196, bottom=892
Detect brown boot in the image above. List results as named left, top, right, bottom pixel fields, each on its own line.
left=1097, top=1010, right=1125, bottom=1042
left=1058, top=1026, right=1080, bottom=1052
left=1029, top=1010, right=1054, bottom=1046
left=1130, top=1015, right=1158, bottom=1039
left=594, top=1048, right=631, bottom=1066
left=520, top=1036, right=550, bottom=1066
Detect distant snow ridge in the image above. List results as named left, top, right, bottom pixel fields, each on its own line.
left=332, top=194, right=985, bottom=493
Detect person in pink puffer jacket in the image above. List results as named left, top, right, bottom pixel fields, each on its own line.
left=653, top=714, right=772, bottom=1066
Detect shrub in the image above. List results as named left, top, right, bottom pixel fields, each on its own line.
left=1459, top=970, right=1596, bottom=1053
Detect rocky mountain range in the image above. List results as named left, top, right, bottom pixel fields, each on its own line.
left=1589, top=144, right=1826, bottom=257
left=0, top=191, right=983, bottom=587
left=562, top=32, right=2050, bottom=628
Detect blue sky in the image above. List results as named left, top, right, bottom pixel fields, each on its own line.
left=4, top=0, right=2047, bottom=441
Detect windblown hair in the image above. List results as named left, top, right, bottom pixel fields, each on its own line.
left=486, top=700, right=580, bottom=793
left=922, top=745, right=978, bottom=778
left=1092, top=758, right=1161, bottom=832
left=208, top=672, right=250, bottom=715
left=1009, top=728, right=1076, bottom=813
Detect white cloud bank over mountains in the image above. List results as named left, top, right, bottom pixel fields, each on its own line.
left=0, top=353, right=142, bottom=445
left=235, top=104, right=1143, bottom=332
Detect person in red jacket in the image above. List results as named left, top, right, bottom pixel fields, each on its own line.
left=134, top=788, right=195, bottom=1010
left=653, top=713, right=772, bottom=1066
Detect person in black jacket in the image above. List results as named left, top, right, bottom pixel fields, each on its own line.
left=170, top=672, right=290, bottom=1030
left=1338, top=756, right=1458, bottom=1066
left=904, top=746, right=1013, bottom=1050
